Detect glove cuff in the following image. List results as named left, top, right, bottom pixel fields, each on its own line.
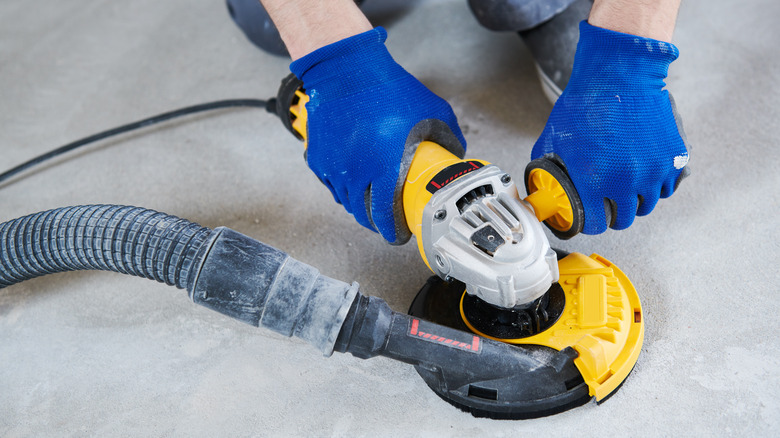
left=290, top=27, right=406, bottom=101
left=567, top=20, right=680, bottom=94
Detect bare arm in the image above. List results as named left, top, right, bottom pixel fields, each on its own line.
left=259, top=0, right=372, bottom=60
left=589, top=0, right=682, bottom=42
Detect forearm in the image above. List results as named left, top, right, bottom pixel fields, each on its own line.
left=259, top=0, right=372, bottom=60
left=589, top=0, right=682, bottom=42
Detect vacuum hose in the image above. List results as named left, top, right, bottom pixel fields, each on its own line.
left=0, top=204, right=358, bottom=354
left=1, top=205, right=588, bottom=419
left=0, top=205, right=211, bottom=289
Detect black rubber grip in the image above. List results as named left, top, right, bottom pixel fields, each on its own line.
left=0, top=205, right=214, bottom=289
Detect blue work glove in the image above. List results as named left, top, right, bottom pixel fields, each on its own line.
left=532, top=21, right=690, bottom=234
left=290, top=27, right=466, bottom=244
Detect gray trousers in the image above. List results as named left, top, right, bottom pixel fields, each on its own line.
left=227, top=0, right=582, bottom=57
left=468, top=0, right=580, bottom=31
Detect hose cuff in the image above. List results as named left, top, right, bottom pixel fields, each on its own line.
left=188, top=227, right=359, bottom=356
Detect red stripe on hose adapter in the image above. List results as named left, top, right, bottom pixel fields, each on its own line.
left=408, top=318, right=482, bottom=353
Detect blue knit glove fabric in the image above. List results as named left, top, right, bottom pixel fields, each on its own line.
left=290, top=27, right=466, bottom=244
left=532, top=21, right=690, bottom=234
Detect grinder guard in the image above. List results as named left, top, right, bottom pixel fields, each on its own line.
left=409, top=250, right=644, bottom=416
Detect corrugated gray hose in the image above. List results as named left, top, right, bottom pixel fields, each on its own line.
left=0, top=205, right=211, bottom=290
left=0, top=205, right=358, bottom=355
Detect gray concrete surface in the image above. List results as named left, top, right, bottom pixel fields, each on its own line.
left=1, top=0, right=778, bottom=436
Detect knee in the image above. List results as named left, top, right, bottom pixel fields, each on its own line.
left=467, top=0, right=580, bottom=31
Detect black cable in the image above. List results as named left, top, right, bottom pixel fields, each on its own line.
left=0, top=98, right=277, bottom=186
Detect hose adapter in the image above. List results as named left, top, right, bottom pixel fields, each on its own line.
left=189, top=227, right=358, bottom=355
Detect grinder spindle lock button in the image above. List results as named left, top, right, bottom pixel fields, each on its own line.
left=471, top=224, right=505, bottom=256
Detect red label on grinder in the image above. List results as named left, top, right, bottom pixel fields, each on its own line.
left=426, top=161, right=484, bottom=194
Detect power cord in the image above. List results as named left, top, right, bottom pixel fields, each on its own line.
left=0, top=98, right=276, bottom=186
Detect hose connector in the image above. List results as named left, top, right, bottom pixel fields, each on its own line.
left=188, top=227, right=359, bottom=355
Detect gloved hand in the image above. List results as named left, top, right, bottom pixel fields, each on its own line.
left=532, top=21, right=690, bottom=234
left=290, top=27, right=466, bottom=244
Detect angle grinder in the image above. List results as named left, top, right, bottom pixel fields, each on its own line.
left=271, top=74, right=645, bottom=417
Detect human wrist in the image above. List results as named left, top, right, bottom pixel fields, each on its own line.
left=566, top=21, right=679, bottom=95
left=260, top=0, right=372, bottom=60
left=290, top=27, right=407, bottom=101
left=588, top=0, right=681, bottom=42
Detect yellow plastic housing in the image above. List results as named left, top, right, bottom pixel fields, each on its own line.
left=461, top=252, right=644, bottom=401
left=524, top=167, right=574, bottom=232
left=290, top=90, right=309, bottom=143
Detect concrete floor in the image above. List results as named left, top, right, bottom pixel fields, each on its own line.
left=1, top=0, right=778, bottom=436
